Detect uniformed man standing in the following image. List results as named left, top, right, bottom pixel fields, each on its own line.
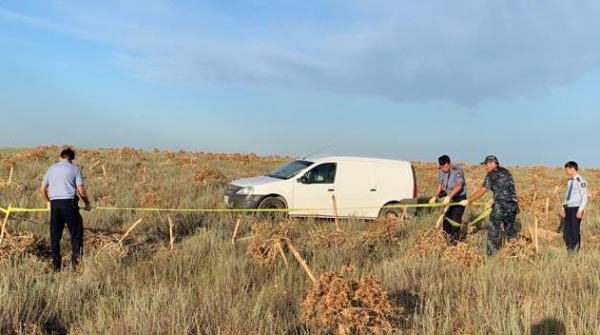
left=40, top=148, right=92, bottom=272
left=560, top=161, right=588, bottom=251
left=429, top=155, right=467, bottom=241
left=459, top=155, right=518, bottom=256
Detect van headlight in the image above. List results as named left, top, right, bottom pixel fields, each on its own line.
left=236, top=186, right=254, bottom=195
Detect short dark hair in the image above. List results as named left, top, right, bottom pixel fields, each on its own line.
left=564, top=161, right=578, bottom=171
left=60, top=148, right=76, bottom=160
left=438, top=155, right=451, bottom=166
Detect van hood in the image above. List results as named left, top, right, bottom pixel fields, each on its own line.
left=231, top=175, right=282, bottom=187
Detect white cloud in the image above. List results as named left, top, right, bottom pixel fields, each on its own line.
left=3, top=0, right=600, bottom=105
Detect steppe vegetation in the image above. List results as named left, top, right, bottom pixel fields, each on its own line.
left=0, top=146, right=599, bottom=334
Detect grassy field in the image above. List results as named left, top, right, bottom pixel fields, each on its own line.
left=0, top=146, right=599, bottom=334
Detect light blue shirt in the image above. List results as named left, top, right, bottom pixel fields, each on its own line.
left=437, top=165, right=467, bottom=197
left=42, top=160, right=85, bottom=200
left=564, top=174, right=588, bottom=210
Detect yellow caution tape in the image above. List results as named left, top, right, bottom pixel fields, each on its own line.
left=0, top=201, right=488, bottom=214
left=445, top=207, right=493, bottom=227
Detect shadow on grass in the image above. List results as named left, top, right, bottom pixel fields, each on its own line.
left=41, top=313, right=68, bottom=335
left=530, top=317, right=566, bottom=335
left=388, top=289, right=420, bottom=330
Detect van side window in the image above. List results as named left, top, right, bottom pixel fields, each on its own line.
left=306, top=163, right=336, bottom=184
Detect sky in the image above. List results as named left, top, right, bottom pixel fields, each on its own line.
left=1, top=0, right=600, bottom=168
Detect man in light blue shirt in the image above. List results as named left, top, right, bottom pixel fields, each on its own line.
left=560, top=161, right=588, bottom=251
left=40, top=148, right=92, bottom=271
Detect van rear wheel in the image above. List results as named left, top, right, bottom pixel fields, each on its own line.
left=257, top=197, right=287, bottom=221
left=379, top=206, right=402, bottom=219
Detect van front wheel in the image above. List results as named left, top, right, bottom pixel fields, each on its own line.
left=257, top=197, right=287, bottom=221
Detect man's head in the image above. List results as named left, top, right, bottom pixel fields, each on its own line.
left=481, top=155, right=498, bottom=172
left=438, top=155, right=451, bottom=173
left=564, top=161, right=578, bottom=177
left=59, top=148, right=76, bottom=161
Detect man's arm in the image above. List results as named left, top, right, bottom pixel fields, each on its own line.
left=459, top=186, right=488, bottom=206
left=77, top=185, right=90, bottom=205
left=429, top=184, right=443, bottom=204
left=467, top=186, right=488, bottom=203
left=577, top=178, right=588, bottom=218
left=39, top=183, right=50, bottom=203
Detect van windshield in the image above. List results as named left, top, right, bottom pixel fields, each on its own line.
left=267, top=160, right=313, bottom=179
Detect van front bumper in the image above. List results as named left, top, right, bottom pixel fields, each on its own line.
left=224, top=194, right=264, bottom=209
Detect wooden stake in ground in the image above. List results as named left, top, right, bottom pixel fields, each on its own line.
left=400, top=207, right=408, bottom=221
left=435, top=205, right=449, bottom=229
left=231, top=216, right=242, bottom=244
left=96, top=218, right=144, bottom=259
left=545, top=196, right=550, bottom=214
left=7, top=166, right=13, bottom=185
left=118, top=218, right=144, bottom=245
left=331, top=195, right=340, bottom=232
left=89, top=160, right=101, bottom=170
left=168, top=214, right=175, bottom=250
left=276, top=242, right=288, bottom=268
left=285, top=239, right=316, bottom=284
left=0, top=204, right=12, bottom=247
left=534, top=216, right=539, bottom=253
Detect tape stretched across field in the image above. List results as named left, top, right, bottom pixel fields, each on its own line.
left=0, top=202, right=492, bottom=226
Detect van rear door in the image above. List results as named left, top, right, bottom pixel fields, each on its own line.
left=335, top=161, right=378, bottom=218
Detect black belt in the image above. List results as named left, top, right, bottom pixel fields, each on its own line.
left=51, top=196, right=78, bottom=202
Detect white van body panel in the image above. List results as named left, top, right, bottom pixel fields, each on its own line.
left=224, top=156, right=415, bottom=219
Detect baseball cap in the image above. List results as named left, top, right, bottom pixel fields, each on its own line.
left=480, top=155, right=499, bottom=165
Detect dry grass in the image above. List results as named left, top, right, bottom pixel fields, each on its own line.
left=0, top=147, right=599, bottom=334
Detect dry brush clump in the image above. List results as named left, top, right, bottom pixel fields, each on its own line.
left=140, top=192, right=164, bottom=208
left=1, top=147, right=48, bottom=168
left=302, top=269, right=394, bottom=334
left=360, top=218, right=403, bottom=255
left=246, top=220, right=297, bottom=265
left=94, top=195, right=117, bottom=207
left=0, top=232, right=46, bottom=263
left=440, top=243, right=483, bottom=267
left=308, top=226, right=350, bottom=249
left=116, top=147, right=141, bottom=159
left=406, top=229, right=451, bottom=259
left=193, top=165, right=227, bottom=184
left=501, top=234, right=537, bottom=261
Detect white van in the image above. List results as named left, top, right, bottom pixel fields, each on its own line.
left=223, top=156, right=417, bottom=219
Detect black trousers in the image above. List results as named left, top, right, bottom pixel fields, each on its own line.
left=50, top=198, right=84, bottom=271
left=563, top=206, right=581, bottom=251
left=443, top=195, right=466, bottom=241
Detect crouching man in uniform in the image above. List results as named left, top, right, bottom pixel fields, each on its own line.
left=459, top=155, right=519, bottom=256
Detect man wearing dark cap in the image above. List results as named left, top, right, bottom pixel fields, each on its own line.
left=40, top=148, right=92, bottom=271
left=429, top=155, right=467, bottom=241
left=459, top=155, right=519, bottom=256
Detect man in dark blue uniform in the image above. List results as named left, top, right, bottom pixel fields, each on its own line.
left=40, top=148, right=92, bottom=271
left=459, top=155, right=519, bottom=256
left=429, top=155, right=467, bottom=241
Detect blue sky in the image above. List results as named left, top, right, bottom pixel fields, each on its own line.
left=1, top=0, right=600, bottom=168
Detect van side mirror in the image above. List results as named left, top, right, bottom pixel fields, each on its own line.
left=297, top=176, right=309, bottom=184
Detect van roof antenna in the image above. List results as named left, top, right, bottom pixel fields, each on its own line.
left=301, top=143, right=336, bottom=160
